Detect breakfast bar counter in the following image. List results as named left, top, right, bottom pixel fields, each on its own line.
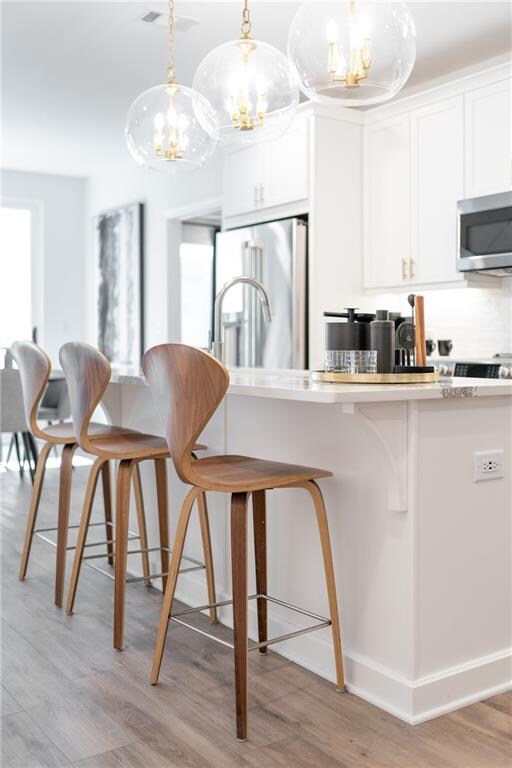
left=102, top=368, right=512, bottom=726
left=111, top=366, right=512, bottom=402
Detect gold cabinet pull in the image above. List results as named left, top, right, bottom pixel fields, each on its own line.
left=402, top=258, right=409, bottom=280
left=410, top=259, right=416, bottom=279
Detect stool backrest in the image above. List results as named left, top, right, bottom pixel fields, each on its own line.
left=59, top=342, right=111, bottom=452
left=142, top=344, right=229, bottom=485
left=10, top=341, right=51, bottom=440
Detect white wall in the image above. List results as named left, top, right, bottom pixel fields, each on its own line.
left=355, top=282, right=512, bottom=360
left=1, top=169, right=87, bottom=365
left=86, top=154, right=223, bottom=354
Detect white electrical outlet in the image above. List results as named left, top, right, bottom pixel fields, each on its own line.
left=474, top=450, right=505, bottom=482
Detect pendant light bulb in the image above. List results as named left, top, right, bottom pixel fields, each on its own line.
left=125, top=0, right=217, bottom=172
left=288, top=1, right=416, bottom=108
left=192, top=0, right=299, bottom=146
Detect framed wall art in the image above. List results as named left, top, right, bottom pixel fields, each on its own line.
left=92, top=202, right=144, bottom=368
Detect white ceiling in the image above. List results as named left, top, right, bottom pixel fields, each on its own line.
left=2, top=1, right=511, bottom=177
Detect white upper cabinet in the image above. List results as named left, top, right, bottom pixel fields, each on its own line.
left=411, top=96, right=464, bottom=285
left=465, top=80, right=512, bottom=198
left=363, top=74, right=511, bottom=290
left=264, top=121, right=309, bottom=209
left=222, top=144, right=264, bottom=219
left=222, top=119, right=308, bottom=221
left=363, top=115, right=410, bottom=289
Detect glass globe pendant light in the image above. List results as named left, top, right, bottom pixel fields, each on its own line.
left=287, top=1, right=416, bottom=108
left=125, top=0, right=217, bottom=172
left=192, top=1, right=299, bottom=145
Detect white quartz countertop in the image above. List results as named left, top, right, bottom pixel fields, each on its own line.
left=109, top=367, right=512, bottom=404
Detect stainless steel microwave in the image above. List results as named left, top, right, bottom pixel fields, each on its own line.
left=457, top=191, right=512, bottom=273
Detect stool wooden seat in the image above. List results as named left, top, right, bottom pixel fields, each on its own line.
left=79, top=432, right=169, bottom=460
left=142, top=343, right=345, bottom=741
left=188, top=454, right=332, bottom=492
left=42, top=422, right=138, bottom=443
left=10, top=340, right=137, bottom=607
left=60, top=342, right=217, bottom=651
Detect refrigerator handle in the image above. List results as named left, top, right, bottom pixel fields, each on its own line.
left=292, top=221, right=307, bottom=370
left=242, top=239, right=265, bottom=367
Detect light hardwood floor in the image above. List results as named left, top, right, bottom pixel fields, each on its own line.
left=1, top=461, right=511, bottom=767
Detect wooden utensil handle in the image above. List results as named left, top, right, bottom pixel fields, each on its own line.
left=415, top=295, right=426, bottom=367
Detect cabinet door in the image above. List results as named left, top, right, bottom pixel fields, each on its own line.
left=363, top=114, right=410, bottom=289
left=264, top=120, right=308, bottom=209
left=411, top=97, right=464, bottom=285
left=465, top=80, right=512, bottom=198
left=222, top=121, right=308, bottom=219
left=222, top=145, right=262, bottom=218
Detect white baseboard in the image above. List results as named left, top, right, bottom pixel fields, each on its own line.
left=172, top=572, right=512, bottom=725
left=340, top=647, right=512, bottom=725
left=410, top=649, right=512, bottom=724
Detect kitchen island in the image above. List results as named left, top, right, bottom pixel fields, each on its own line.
left=102, top=369, right=512, bottom=726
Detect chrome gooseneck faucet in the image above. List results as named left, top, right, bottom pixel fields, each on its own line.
left=211, top=276, right=272, bottom=364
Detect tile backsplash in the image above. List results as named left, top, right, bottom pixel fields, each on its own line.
left=368, top=279, right=512, bottom=359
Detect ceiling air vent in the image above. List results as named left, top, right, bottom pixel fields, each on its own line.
left=140, top=11, right=199, bottom=31
left=142, top=11, right=160, bottom=23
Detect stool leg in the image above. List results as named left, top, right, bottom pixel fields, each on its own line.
left=55, top=443, right=77, bottom=607
left=154, top=459, right=168, bottom=592
left=13, top=433, right=23, bottom=478
left=114, top=459, right=133, bottom=650
left=101, top=461, right=114, bottom=567
left=19, top=441, right=52, bottom=580
left=28, top=433, right=39, bottom=468
left=150, top=486, right=199, bottom=685
left=303, top=480, right=345, bottom=692
left=252, top=490, right=267, bottom=653
left=66, top=457, right=106, bottom=614
left=231, top=491, right=249, bottom=741
left=197, top=492, right=218, bottom=623
left=6, top=434, right=14, bottom=464
left=132, top=463, right=151, bottom=587
left=21, top=433, right=35, bottom=484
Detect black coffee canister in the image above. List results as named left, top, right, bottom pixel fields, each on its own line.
left=324, top=308, right=373, bottom=351
left=325, top=321, right=368, bottom=351
left=370, top=310, right=395, bottom=373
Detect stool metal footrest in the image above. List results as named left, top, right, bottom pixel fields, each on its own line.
left=169, top=594, right=332, bottom=652
left=33, top=521, right=139, bottom=550
left=81, top=545, right=206, bottom=583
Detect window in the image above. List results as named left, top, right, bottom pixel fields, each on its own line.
left=0, top=207, right=32, bottom=347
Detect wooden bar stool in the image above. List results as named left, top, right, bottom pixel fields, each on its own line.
left=60, top=342, right=217, bottom=651
left=142, top=343, right=345, bottom=741
left=11, top=340, right=137, bottom=607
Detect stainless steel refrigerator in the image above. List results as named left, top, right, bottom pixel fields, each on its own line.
left=215, top=218, right=307, bottom=369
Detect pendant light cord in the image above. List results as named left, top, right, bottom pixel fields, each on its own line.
left=241, top=0, right=252, bottom=39
left=167, top=0, right=175, bottom=83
